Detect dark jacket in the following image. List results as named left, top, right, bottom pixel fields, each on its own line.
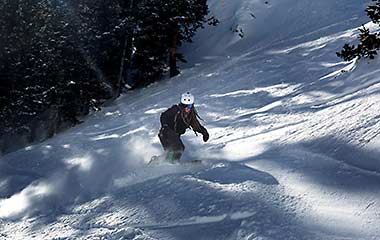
left=160, top=104, right=208, bottom=137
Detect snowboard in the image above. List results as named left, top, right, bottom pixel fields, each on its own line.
left=148, top=155, right=202, bottom=165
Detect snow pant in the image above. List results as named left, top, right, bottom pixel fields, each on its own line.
left=158, top=127, right=185, bottom=162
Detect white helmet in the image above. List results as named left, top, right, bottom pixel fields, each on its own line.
left=181, top=92, right=194, bottom=105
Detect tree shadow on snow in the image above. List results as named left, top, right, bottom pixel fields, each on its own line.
left=98, top=159, right=316, bottom=240
left=193, top=160, right=278, bottom=185
left=242, top=135, right=380, bottom=193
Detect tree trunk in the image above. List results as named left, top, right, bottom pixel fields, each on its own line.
left=47, top=105, right=60, bottom=138
left=117, top=37, right=128, bottom=98
left=169, top=31, right=180, bottom=77
left=116, top=0, right=135, bottom=96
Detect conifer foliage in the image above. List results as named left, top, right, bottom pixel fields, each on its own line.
left=0, top=0, right=209, bottom=152
left=337, top=0, right=380, bottom=61
left=130, top=0, right=209, bottom=85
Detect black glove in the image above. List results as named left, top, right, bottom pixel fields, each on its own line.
left=202, top=131, right=209, bottom=142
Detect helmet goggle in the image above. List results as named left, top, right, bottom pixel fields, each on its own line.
left=185, top=104, right=193, bottom=109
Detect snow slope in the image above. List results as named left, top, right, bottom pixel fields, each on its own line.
left=1, top=0, right=380, bottom=239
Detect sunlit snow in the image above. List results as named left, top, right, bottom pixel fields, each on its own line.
left=1, top=0, right=380, bottom=239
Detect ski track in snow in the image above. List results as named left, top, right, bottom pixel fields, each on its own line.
left=1, top=0, right=380, bottom=239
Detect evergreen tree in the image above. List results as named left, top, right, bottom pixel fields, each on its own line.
left=0, top=0, right=113, bottom=139
left=0, top=0, right=210, bottom=152
left=127, top=0, right=209, bottom=87
left=337, top=0, right=380, bottom=61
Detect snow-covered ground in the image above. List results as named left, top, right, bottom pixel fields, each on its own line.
left=1, top=0, right=380, bottom=239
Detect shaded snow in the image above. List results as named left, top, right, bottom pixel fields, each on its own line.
left=1, top=0, right=380, bottom=239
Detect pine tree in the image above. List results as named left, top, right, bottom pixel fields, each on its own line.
left=127, top=0, right=209, bottom=87
left=337, top=0, right=380, bottom=61
left=0, top=0, right=210, bottom=152
left=0, top=0, right=114, bottom=141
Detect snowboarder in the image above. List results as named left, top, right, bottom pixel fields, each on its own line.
left=158, top=92, right=209, bottom=162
